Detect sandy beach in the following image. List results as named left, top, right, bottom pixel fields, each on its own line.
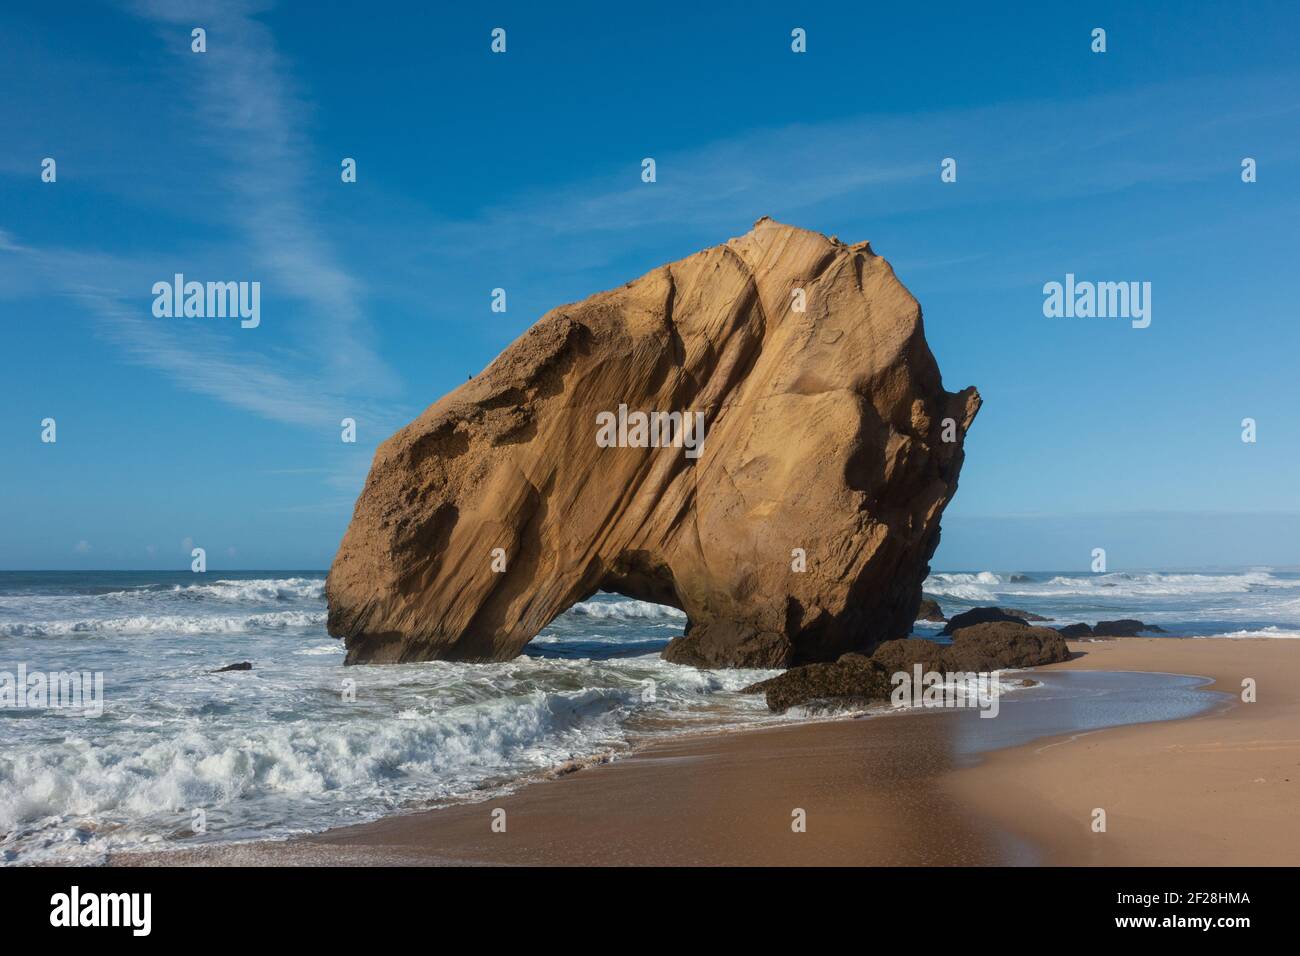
left=111, top=636, right=1299, bottom=867
left=946, top=637, right=1300, bottom=866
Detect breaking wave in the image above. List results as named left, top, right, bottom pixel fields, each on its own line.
left=568, top=599, right=687, bottom=620
left=0, top=610, right=327, bottom=638
left=923, top=569, right=1300, bottom=600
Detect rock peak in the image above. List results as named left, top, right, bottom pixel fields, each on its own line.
left=327, top=223, right=980, bottom=667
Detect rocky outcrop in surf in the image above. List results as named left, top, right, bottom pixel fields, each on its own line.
left=327, top=218, right=980, bottom=667
left=917, top=598, right=946, bottom=622
left=1093, top=619, right=1166, bottom=637
left=940, top=606, right=1033, bottom=635
left=1057, top=623, right=1094, bottom=638
left=745, top=623, right=1069, bottom=712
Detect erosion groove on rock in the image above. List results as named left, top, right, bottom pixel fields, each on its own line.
left=327, top=218, right=981, bottom=667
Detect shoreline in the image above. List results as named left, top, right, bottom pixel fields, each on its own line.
left=115, top=702, right=1009, bottom=866
left=945, top=637, right=1299, bottom=865
left=110, top=636, right=1300, bottom=867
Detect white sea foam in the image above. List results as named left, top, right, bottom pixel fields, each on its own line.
left=923, top=569, right=1300, bottom=601
left=0, top=610, right=327, bottom=638
left=1197, top=627, right=1300, bottom=639
left=294, top=643, right=345, bottom=656
left=4, top=567, right=1298, bottom=865
left=0, top=571, right=790, bottom=864
left=0, top=651, right=784, bottom=864
left=927, top=571, right=1003, bottom=585
left=922, top=571, right=1003, bottom=600
left=567, top=599, right=687, bottom=620
left=103, top=578, right=326, bottom=604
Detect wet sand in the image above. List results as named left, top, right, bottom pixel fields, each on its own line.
left=117, top=707, right=1016, bottom=866
left=112, top=637, right=1298, bottom=867
left=945, top=637, right=1300, bottom=866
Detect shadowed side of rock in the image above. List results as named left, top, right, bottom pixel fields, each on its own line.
left=327, top=218, right=980, bottom=667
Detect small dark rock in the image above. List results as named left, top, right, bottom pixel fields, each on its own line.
left=916, top=598, right=946, bottom=622
left=940, top=606, right=1028, bottom=635
left=210, top=661, right=253, bottom=673
left=998, top=606, right=1052, bottom=622
left=1093, top=619, right=1166, bottom=637
left=1057, top=623, right=1094, bottom=639
left=1009, top=574, right=1032, bottom=583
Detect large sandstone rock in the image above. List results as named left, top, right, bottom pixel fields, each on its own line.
left=327, top=218, right=980, bottom=666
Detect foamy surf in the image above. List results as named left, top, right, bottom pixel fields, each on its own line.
left=920, top=568, right=1300, bottom=636
left=567, top=599, right=687, bottom=620
left=0, top=610, right=327, bottom=638
left=2, top=566, right=1297, bottom=865
left=0, top=572, right=794, bottom=865
left=1198, top=627, right=1300, bottom=639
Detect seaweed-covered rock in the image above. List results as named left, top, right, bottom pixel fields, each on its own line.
left=741, top=653, right=893, bottom=713
left=998, top=607, right=1051, bottom=622
left=941, top=622, right=1070, bottom=672
left=939, top=606, right=1028, bottom=636
left=210, top=661, right=252, bottom=673
left=916, top=598, right=946, bottom=622
left=1093, top=619, right=1166, bottom=637
left=1056, top=623, right=1094, bottom=639
left=745, top=622, right=1070, bottom=712
left=871, top=637, right=946, bottom=675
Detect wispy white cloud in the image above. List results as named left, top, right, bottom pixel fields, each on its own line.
left=0, top=0, right=407, bottom=439
left=125, top=0, right=395, bottom=390
left=0, top=233, right=401, bottom=432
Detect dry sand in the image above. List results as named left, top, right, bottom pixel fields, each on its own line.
left=113, top=637, right=1299, bottom=867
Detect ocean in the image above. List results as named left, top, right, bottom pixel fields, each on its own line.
left=1, top=567, right=1296, bottom=864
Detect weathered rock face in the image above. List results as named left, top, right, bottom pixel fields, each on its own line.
left=327, top=218, right=980, bottom=667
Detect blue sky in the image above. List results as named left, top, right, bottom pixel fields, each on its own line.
left=2, top=0, right=1298, bottom=572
